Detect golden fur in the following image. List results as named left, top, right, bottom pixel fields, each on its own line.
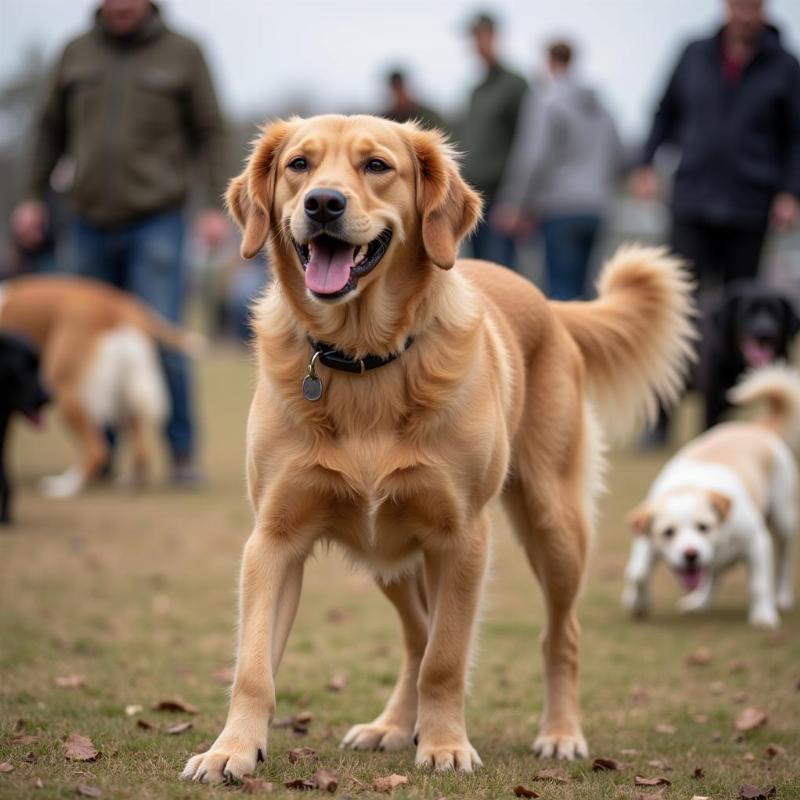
left=181, top=114, right=695, bottom=783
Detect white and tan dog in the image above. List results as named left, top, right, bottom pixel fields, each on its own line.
left=623, top=365, right=798, bottom=627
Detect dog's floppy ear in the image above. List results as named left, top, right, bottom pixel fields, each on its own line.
left=707, top=490, right=732, bottom=522
left=627, top=502, right=653, bottom=536
left=408, top=126, right=482, bottom=270
left=226, top=119, right=297, bottom=260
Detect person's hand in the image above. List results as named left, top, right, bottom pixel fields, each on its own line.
left=196, top=208, right=230, bottom=251
left=12, top=201, right=48, bottom=250
left=630, top=166, right=660, bottom=202
left=771, top=192, right=799, bottom=232
left=491, top=204, right=535, bottom=237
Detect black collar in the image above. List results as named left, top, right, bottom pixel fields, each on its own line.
left=307, top=335, right=415, bottom=374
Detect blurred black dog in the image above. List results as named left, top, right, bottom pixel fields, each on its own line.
left=0, top=333, right=50, bottom=524
left=701, top=282, right=800, bottom=429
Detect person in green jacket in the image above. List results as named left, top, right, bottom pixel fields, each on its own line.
left=11, top=0, right=230, bottom=486
left=459, top=12, right=528, bottom=270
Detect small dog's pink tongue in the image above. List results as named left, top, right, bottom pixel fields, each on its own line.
left=305, top=240, right=354, bottom=295
left=741, top=338, right=774, bottom=368
left=677, top=567, right=705, bottom=592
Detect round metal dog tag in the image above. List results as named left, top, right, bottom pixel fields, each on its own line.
left=302, top=374, right=324, bottom=401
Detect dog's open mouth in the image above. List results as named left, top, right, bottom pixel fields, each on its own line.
left=294, top=230, right=392, bottom=299
left=739, top=335, right=776, bottom=369
left=675, top=565, right=708, bottom=592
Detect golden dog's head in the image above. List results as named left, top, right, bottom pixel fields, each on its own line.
left=227, top=115, right=481, bottom=312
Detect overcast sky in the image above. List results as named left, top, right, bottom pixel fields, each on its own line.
left=3, top=0, right=799, bottom=140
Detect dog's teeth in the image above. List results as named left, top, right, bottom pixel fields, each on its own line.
left=355, top=244, right=368, bottom=264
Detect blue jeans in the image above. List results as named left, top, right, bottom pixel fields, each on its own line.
left=468, top=202, right=517, bottom=270
left=68, top=210, right=195, bottom=460
left=540, top=214, right=602, bottom=300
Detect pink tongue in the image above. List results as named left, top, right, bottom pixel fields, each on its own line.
left=741, top=339, right=774, bottom=368
left=305, top=241, right=355, bottom=295
left=677, top=568, right=705, bottom=592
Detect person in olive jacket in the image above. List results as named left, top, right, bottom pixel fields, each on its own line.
left=459, top=12, right=528, bottom=271
left=632, top=0, right=800, bottom=292
left=12, top=0, right=230, bottom=486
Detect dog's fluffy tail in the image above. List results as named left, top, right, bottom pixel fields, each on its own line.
left=122, top=302, right=207, bottom=358
left=553, top=245, right=697, bottom=441
left=728, top=363, right=800, bottom=448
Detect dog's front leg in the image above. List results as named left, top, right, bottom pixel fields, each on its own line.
left=415, top=513, right=488, bottom=772
left=181, top=529, right=305, bottom=783
left=747, top=529, right=780, bottom=628
left=622, top=536, right=656, bottom=617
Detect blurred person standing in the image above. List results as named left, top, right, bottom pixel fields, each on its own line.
left=11, top=0, right=230, bottom=485
left=632, top=0, right=800, bottom=293
left=381, top=69, right=446, bottom=131
left=493, top=40, right=623, bottom=299
left=460, top=12, right=527, bottom=269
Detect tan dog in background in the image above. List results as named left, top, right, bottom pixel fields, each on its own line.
left=0, top=275, right=199, bottom=496
left=181, top=115, right=695, bottom=782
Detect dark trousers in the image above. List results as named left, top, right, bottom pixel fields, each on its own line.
left=68, top=210, right=195, bottom=460
left=540, top=214, right=602, bottom=300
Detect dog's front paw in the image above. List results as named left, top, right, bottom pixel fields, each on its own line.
left=341, top=720, right=414, bottom=752
left=776, top=587, right=794, bottom=612
left=621, top=583, right=649, bottom=617
left=677, top=591, right=712, bottom=613
left=533, top=729, right=588, bottom=760
left=39, top=467, right=85, bottom=499
left=748, top=605, right=780, bottom=629
left=180, top=731, right=265, bottom=784
left=415, top=737, right=482, bottom=772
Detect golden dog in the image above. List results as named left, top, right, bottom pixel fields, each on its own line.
left=181, top=115, right=695, bottom=782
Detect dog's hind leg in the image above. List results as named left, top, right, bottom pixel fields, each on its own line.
left=341, top=567, right=428, bottom=752
left=768, top=450, right=797, bottom=612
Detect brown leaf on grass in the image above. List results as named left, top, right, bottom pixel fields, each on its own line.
left=374, top=774, right=409, bottom=793
left=77, top=785, right=102, bottom=798
left=533, top=767, right=570, bottom=782
left=136, top=719, right=157, bottom=731
left=165, top=721, right=193, bottom=735
left=287, top=747, right=318, bottom=764
left=64, top=734, right=100, bottom=762
left=54, top=674, right=87, bottom=689
left=647, top=760, right=671, bottom=771
left=211, top=666, right=234, bottom=685
left=743, top=752, right=756, bottom=762
left=23, top=752, right=36, bottom=763
left=284, top=777, right=316, bottom=790
left=241, top=776, right=274, bottom=793
left=313, top=768, right=338, bottom=793
left=513, top=786, right=541, bottom=799
left=691, top=796, right=710, bottom=800
left=13, top=719, right=26, bottom=733
left=153, top=698, right=199, bottom=715
left=740, top=785, right=777, bottom=800
left=686, top=646, right=714, bottom=666
left=765, top=743, right=786, bottom=759
left=326, top=672, right=347, bottom=692
left=13, top=734, right=40, bottom=745
left=0, top=762, right=14, bottom=773
left=592, top=757, right=624, bottom=771
left=273, top=712, right=313, bottom=735
left=635, top=775, right=671, bottom=786
left=693, top=766, right=705, bottom=779
left=735, top=707, right=768, bottom=732
left=654, top=723, right=676, bottom=735
left=124, top=704, right=143, bottom=717
left=32, top=777, right=44, bottom=789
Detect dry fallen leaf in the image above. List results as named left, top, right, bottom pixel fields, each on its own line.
left=326, top=672, right=347, bottom=692
left=136, top=719, right=157, bottom=731
left=153, top=698, right=199, bottom=715
left=693, top=766, right=705, bottom=779
left=0, top=763, right=14, bottom=773
left=285, top=777, right=316, bottom=790
left=313, top=768, right=338, bottom=793
left=686, top=647, right=714, bottom=666
left=32, top=777, right=44, bottom=789
left=735, top=707, right=768, bottom=732
left=273, top=712, right=313, bottom=736
left=13, top=719, right=25, bottom=733
left=635, top=775, right=671, bottom=786
left=241, top=776, right=274, bottom=793
left=13, top=734, right=40, bottom=745
left=374, top=774, right=409, bottom=793
left=654, top=723, right=676, bottom=735
left=691, top=796, right=709, bottom=800
left=124, top=705, right=143, bottom=717
left=592, top=757, right=623, bottom=771
left=22, top=752, right=35, bottom=764
left=54, top=674, right=87, bottom=689
left=513, top=786, right=541, bottom=799
left=533, top=767, right=570, bottom=782
left=647, top=760, right=671, bottom=771
left=740, top=785, right=777, bottom=800
left=64, top=734, right=100, bottom=762
left=165, top=721, right=193, bottom=735
left=77, top=785, right=102, bottom=798
left=765, top=743, right=785, bottom=759
left=287, top=747, right=318, bottom=764
left=743, top=752, right=756, bottom=762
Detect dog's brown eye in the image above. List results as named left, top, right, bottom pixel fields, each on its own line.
left=288, top=157, right=309, bottom=172
left=663, top=527, right=675, bottom=539
left=697, top=522, right=709, bottom=533
left=365, top=158, right=391, bottom=174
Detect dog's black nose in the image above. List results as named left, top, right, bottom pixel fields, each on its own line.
left=304, top=188, right=347, bottom=225
left=684, top=549, right=699, bottom=565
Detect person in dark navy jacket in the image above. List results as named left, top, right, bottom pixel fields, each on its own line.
left=632, top=0, right=800, bottom=293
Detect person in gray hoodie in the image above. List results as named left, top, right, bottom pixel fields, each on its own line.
left=493, top=41, right=623, bottom=299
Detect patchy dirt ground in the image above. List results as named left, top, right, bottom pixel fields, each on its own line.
left=1, top=350, right=798, bottom=799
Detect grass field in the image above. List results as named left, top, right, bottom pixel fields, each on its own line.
left=1, top=349, right=798, bottom=799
